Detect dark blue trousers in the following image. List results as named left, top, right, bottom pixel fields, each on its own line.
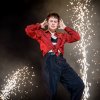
left=41, top=53, right=84, bottom=100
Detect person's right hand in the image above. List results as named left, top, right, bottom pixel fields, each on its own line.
left=40, top=19, right=48, bottom=28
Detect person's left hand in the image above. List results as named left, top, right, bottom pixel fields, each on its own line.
left=58, top=19, right=66, bottom=29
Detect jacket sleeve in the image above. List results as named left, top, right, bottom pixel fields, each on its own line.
left=25, top=23, right=42, bottom=40
left=63, top=27, right=81, bottom=43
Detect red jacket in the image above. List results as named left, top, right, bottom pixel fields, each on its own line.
left=25, top=23, right=80, bottom=56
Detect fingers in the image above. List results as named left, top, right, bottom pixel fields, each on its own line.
left=58, top=19, right=66, bottom=29
left=41, top=19, right=48, bottom=28
left=60, top=19, right=63, bottom=21
left=60, top=19, right=64, bottom=23
left=43, top=19, right=48, bottom=25
left=44, top=19, right=47, bottom=23
left=43, top=19, right=46, bottom=22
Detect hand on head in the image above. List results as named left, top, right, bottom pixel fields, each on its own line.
left=40, top=19, right=48, bottom=28
left=58, top=19, right=66, bottom=29
left=40, top=18, right=66, bottom=30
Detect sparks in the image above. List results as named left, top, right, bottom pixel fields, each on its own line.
left=0, top=66, right=35, bottom=100
left=66, top=0, right=96, bottom=100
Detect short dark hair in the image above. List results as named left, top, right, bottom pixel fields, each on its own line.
left=46, top=12, right=60, bottom=22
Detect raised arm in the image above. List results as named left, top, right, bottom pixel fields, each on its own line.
left=59, top=19, right=80, bottom=43
left=25, top=19, right=47, bottom=40
left=25, top=23, right=41, bottom=39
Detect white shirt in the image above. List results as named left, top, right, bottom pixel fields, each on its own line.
left=48, top=31, right=60, bottom=53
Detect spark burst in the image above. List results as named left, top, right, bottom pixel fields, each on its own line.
left=0, top=66, right=35, bottom=100
left=66, top=0, right=96, bottom=100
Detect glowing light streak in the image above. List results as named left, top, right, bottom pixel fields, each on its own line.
left=66, top=0, right=95, bottom=100
left=0, top=66, right=35, bottom=100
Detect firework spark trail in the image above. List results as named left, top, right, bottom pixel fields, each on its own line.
left=0, top=66, right=35, bottom=100
left=66, top=0, right=95, bottom=100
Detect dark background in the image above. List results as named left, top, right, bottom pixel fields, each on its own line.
left=0, top=0, right=100, bottom=100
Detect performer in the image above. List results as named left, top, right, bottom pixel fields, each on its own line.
left=25, top=12, right=84, bottom=100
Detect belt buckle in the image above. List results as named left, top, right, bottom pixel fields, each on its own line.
left=50, top=52, right=55, bottom=55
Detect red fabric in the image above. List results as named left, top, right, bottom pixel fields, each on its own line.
left=25, top=23, right=80, bottom=56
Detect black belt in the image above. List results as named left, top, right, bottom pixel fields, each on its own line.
left=47, top=52, right=63, bottom=56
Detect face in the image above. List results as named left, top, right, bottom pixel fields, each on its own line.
left=47, top=17, right=59, bottom=32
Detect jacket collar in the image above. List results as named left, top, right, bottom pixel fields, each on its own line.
left=45, top=30, right=58, bottom=37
